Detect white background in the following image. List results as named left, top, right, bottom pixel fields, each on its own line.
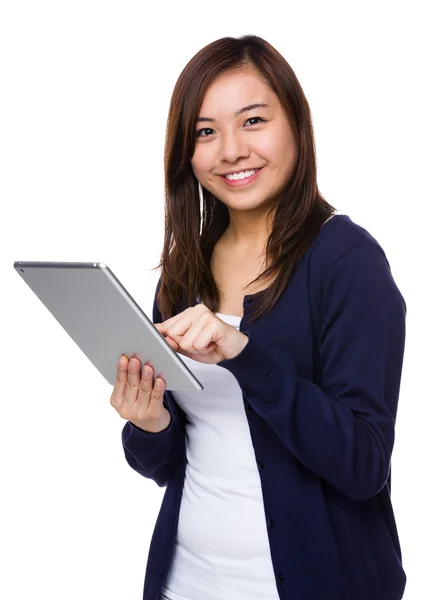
left=1, top=1, right=423, bottom=598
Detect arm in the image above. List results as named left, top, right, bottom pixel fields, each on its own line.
left=218, top=244, right=406, bottom=501
left=121, top=278, right=187, bottom=487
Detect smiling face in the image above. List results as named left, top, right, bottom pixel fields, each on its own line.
left=190, top=66, right=298, bottom=242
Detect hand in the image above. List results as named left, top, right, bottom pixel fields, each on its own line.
left=110, top=356, right=171, bottom=433
left=154, top=304, right=249, bottom=364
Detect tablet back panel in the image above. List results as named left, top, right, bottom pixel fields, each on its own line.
left=14, top=261, right=203, bottom=391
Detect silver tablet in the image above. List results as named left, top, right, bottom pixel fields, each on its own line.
left=14, top=261, right=203, bottom=391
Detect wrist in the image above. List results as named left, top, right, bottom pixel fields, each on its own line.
left=130, top=413, right=171, bottom=434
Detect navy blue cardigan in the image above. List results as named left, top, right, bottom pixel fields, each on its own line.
left=122, top=214, right=407, bottom=600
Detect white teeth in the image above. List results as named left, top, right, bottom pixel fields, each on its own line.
left=225, top=168, right=258, bottom=181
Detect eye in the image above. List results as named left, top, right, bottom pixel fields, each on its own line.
left=195, top=116, right=267, bottom=138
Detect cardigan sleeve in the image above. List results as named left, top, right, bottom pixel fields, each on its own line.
left=121, top=278, right=187, bottom=488
left=217, top=243, right=406, bottom=501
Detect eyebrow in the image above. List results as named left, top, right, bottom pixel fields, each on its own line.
left=195, top=103, right=270, bottom=123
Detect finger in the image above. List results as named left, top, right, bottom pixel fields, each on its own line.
left=136, top=364, right=154, bottom=410
left=148, top=377, right=165, bottom=416
left=193, top=324, right=221, bottom=354
left=164, top=335, right=179, bottom=352
left=179, top=316, right=212, bottom=355
left=158, top=314, right=188, bottom=344
left=125, top=357, right=141, bottom=404
left=155, top=322, right=180, bottom=350
left=156, top=314, right=180, bottom=332
left=110, top=355, right=128, bottom=409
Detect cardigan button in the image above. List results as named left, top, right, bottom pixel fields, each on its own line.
left=276, top=573, right=284, bottom=585
left=244, top=401, right=252, bottom=411
left=267, top=518, right=275, bottom=528
left=257, top=460, right=264, bottom=470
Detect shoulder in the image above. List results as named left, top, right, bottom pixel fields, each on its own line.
left=307, top=213, right=405, bottom=314
left=309, top=213, right=391, bottom=274
left=307, top=213, right=404, bottom=304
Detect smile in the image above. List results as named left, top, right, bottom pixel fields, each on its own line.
left=219, top=167, right=263, bottom=188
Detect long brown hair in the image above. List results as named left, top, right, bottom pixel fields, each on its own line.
left=152, top=35, right=337, bottom=324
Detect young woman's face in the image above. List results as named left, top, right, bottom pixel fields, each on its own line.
left=191, top=68, right=297, bottom=214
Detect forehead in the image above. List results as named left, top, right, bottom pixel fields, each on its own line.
left=198, top=69, right=277, bottom=114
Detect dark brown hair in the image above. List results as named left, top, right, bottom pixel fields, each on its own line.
left=152, top=34, right=337, bottom=323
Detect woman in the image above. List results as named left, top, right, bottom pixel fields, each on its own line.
left=110, top=35, right=407, bottom=600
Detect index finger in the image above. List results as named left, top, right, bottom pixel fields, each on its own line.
left=112, top=355, right=128, bottom=399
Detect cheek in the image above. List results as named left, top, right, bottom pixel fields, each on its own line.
left=260, top=133, right=296, bottom=175
left=191, top=148, right=210, bottom=180
left=255, top=130, right=285, bottom=159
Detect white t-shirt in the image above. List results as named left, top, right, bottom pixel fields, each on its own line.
left=161, top=310, right=279, bottom=600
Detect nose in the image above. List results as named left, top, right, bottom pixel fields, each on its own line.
left=219, top=130, right=250, bottom=163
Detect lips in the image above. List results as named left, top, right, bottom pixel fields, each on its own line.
left=219, top=166, right=264, bottom=187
